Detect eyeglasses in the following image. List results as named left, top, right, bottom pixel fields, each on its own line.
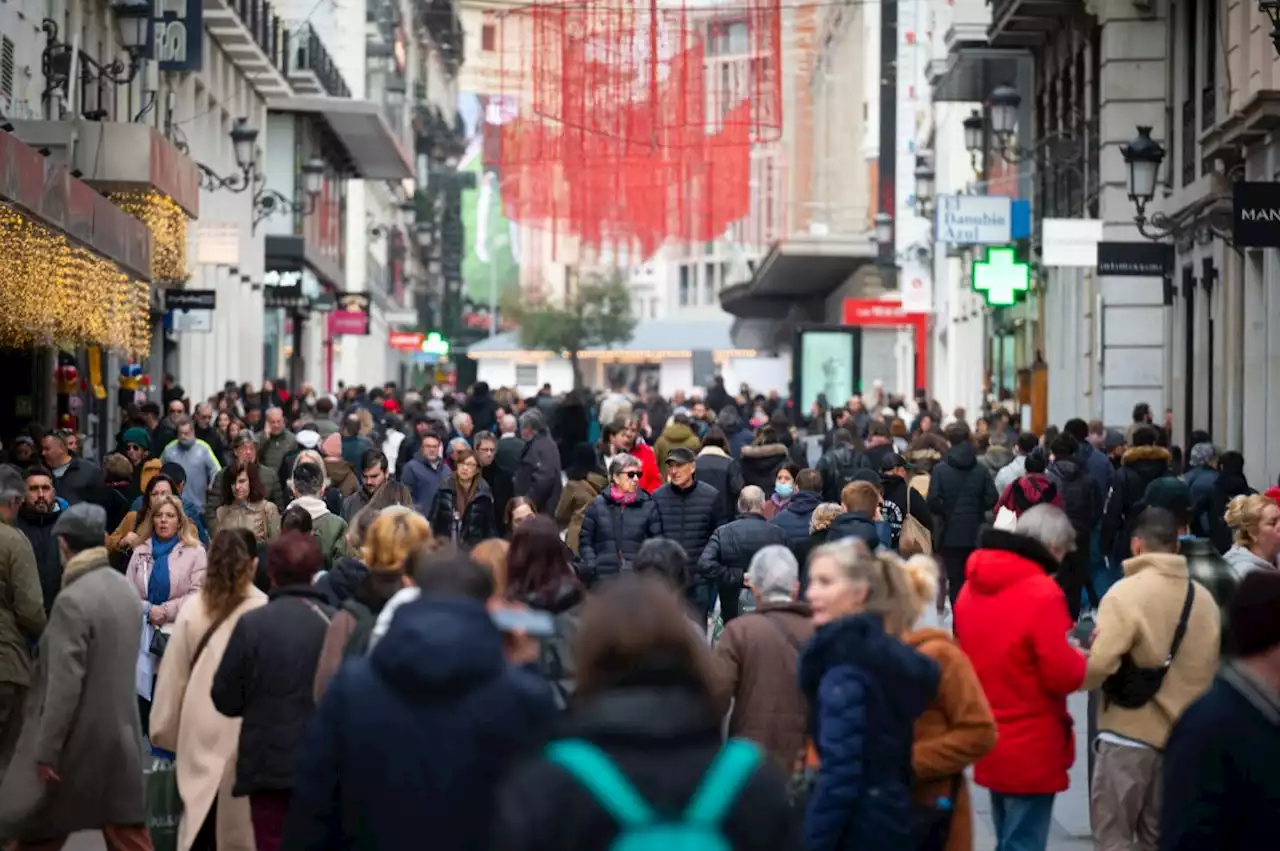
left=126, top=444, right=144, bottom=453
left=621, top=471, right=640, bottom=479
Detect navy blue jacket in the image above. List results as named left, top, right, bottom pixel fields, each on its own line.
left=281, top=596, right=558, bottom=851
left=824, top=510, right=886, bottom=552
left=799, top=613, right=939, bottom=851
left=769, top=491, right=822, bottom=547
left=1076, top=440, right=1114, bottom=506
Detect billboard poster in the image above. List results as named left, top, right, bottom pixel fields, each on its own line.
left=457, top=92, right=522, bottom=307
left=797, top=330, right=856, bottom=415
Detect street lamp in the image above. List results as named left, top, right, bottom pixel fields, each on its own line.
left=988, top=84, right=1021, bottom=141
left=1120, top=125, right=1164, bottom=218
left=111, top=0, right=150, bottom=59
left=199, top=119, right=260, bottom=193
left=1260, top=2, right=1280, bottom=55
left=914, top=157, right=935, bottom=219
left=874, top=212, right=893, bottom=246
left=301, top=157, right=326, bottom=196
left=230, top=118, right=259, bottom=172
left=253, top=157, right=326, bottom=231
left=963, top=110, right=985, bottom=174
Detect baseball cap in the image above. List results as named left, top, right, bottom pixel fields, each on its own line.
left=665, top=447, right=696, bottom=465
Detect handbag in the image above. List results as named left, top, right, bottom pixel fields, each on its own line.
left=144, top=755, right=181, bottom=851
left=149, top=626, right=170, bottom=657
left=900, top=513, right=934, bottom=556
left=909, top=774, right=962, bottom=851
left=1102, top=579, right=1195, bottom=709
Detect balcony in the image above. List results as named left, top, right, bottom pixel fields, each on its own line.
left=414, top=103, right=466, bottom=159
left=289, top=23, right=352, bottom=98
left=987, top=0, right=1086, bottom=49
left=1181, top=99, right=1195, bottom=187
left=416, top=0, right=463, bottom=73
left=204, top=0, right=292, bottom=98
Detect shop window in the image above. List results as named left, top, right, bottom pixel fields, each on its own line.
left=678, top=264, right=692, bottom=305
left=515, top=364, right=538, bottom=386
left=481, top=24, right=496, bottom=52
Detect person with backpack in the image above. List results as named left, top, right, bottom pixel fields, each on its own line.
left=492, top=575, right=797, bottom=850
left=311, top=507, right=429, bottom=700
left=995, top=450, right=1063, bottom=518
left=1046, top=434, right=1103, bottom=620
left=1101, top=426, right=1174, bottom=570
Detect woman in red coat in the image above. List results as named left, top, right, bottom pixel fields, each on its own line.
left=953, top=512, right=1086, bottom=851
left=625, top=420, right=664, bottom=493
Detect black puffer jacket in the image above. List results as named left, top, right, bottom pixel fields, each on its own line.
left=314, top=555, right=369, bottom=606
left=816, top=446, right=874, bottom=503
left=650, top=480, right=729, bottom=565
left=430, top=478, right=498, bottom=549
left=211, top=585, right=334, bottom=795
left=1100, top=445, right=1174, bottom=565
left=578, top=489, right=659, bottom=582
left=926, top=442, right=998, bottom=551
left=740, top=443, right=792, bottom=495
left=697, top=513, right=790, bottom=585
left=14, top=505, right=63, bottom=613
left=694, top=448, right=745, bottom=519
left=1045, top=458, right=1100, bottom=539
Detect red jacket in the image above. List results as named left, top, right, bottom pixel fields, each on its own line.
left=954, top=529, right=1086, bottom=795
left=631, top=440, right=664, bottom=493
left=996, top=473, right=1064, bottom=517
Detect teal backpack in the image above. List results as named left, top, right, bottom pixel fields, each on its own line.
left=543, top=738, right=762, bottom=851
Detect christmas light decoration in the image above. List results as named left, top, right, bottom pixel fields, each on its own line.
left=106, top=189, right=190, bottom=284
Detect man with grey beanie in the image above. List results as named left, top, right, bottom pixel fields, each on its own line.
left=0, top=503, right=149, bottom=847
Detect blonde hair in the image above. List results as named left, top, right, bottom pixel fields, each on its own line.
left=1225, top=494, right=1279, bottom=550
left=135, top=494, right=202, bottom=549
left=809, top=538, right=914, bottom=636
left=362, top=506, right=432, bottom=573
left=810, top=502, right=845, bottom=534
left=898, top=555, right=941, bottom=625
left=470, top=538, right=510, bottom=595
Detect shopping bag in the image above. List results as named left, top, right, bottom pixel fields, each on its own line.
left=144, top=756, right=181, bottom=851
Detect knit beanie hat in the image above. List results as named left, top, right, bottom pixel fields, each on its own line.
left=1189, top=442, right=1217, bottom=469
left=122, top=426, right=150, bottom=450
left=1230, top=571, right=1280, bottom=657
left=1142, top=477, right=1192, bottom=525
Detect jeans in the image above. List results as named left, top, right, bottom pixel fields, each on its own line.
left=990, top=792, right=1056, bottom=851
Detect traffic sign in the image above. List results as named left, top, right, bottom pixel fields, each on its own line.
left=971, top=246, right=1030, bottom=307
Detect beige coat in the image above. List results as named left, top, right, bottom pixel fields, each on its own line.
left=150, top=588, right=268, bottom=851
left=1083, top=552, right=1221, bottom=748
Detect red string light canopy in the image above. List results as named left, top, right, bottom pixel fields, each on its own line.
left=495, top=0, right=782, bottom=257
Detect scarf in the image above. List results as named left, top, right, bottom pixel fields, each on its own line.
left=770, top=493, right=790, bottom=512
left=148, top=534, right=179, bottom=606
left=454, top=476, right=478, bottom=518
left=609, top=484, right=637, bottom=505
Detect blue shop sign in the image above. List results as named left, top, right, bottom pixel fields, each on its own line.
left=147, top=0, right=203, bottom=73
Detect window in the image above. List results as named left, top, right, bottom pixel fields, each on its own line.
left=481, top=24, right=496, bottom=52
left=678, top=265, right=692, bottom=306
left=704, top=262, right=716, bottom=302
left=515, top=364, right=538, bottom=386
left=720, top=261, right=730, bottom=287
left=0, top=37, right=13, bottom=103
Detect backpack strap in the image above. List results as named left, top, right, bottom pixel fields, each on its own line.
left=544, top=739, right=656, bottom=828
left=1166, top=580, right=1196, bottom=665
left=682, top=739, right=763, bottom=827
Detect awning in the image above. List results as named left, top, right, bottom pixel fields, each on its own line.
left=988, top=0, right=1081, bottom=49
left=930, top=46, right=1030, bottom=103
left=266, top=97, right=413, bottom=180
left=265, top=234, right=346, bottom=294
left=719, top=233, right=877, bottom=319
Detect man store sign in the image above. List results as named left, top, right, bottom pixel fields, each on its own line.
left=934, top=194, right=1012, bottom=245
left=1233, top=182, right=1280, bottom=248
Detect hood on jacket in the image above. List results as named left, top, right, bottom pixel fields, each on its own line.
left=965, top=527, right=1061, bottom=595
left=1122, top=445, right=1172, bottom=478
left=826, top=510, right=880, bottom=548
left=287, top=495, right=331, bottom=520
left=982, top=445, right=1015, bottom=471
left=944, top=442, right=978, bottom=471
left=784, top=490, right=822, bottom=516
left=697, top=446, right=730, bottom=459
left=799, top=612, right=938, bottom=718
left=370, top=596, right=507, bottom=695
left=661, top=422, right=696, bottom=444
left=583, top=471, right=608, bottom=493
left=1223, top=545, right=1276, bottom=579
left=740, top=443, right=789, bottom=460
left=565, top=683, right=719, bottom=743
left=1047, top=458, right=1085, bottom=482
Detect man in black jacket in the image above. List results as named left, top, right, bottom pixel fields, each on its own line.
left=816, top=428, right=872, bottom=503
left=650, top=447, right=728, bottom=617
left=514, top=410, right=563, bottom=516
left=697, top=486, right=788, bottom=622
left=928, top=424, right=999, bottom=608
left=1046, top=433, right=1102, bottom=619
left=880, top=453, right=933, bottom=550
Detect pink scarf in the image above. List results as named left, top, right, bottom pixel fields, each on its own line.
left=609, top=484, right=637, bottom=505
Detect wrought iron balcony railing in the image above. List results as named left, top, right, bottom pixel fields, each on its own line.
left=290, top=23, right=352, bottom=98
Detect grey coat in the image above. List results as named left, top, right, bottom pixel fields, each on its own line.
left=0, top=547, right=146, bottom=839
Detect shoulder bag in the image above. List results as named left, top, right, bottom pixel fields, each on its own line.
left=1102, top=579, right=1195, bottom=709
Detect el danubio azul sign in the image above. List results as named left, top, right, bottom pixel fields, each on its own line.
left=935, top=194, right=1013, bottom=245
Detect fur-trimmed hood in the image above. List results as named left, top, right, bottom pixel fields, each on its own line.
left=740, top=442, right=790, bottom=459
left=1121, top=444, right=1172, bottom=481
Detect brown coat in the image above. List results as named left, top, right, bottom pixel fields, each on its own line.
left=555, top=473, right=607, bottom=555
left=325, top=458, right=360, bottom=498
left=714, top=601, right=814, bottom=770
left=905, top=628, right=999, bottom=851
left=150, top=589, right=267, bottom=851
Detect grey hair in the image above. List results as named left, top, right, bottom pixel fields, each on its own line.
left=746, top=545, right=799, bottom=603
left=173, top=414, right=194, bottom=430
left=608, top=453, right=640, bottom=477
left=737, top=485, right=766, bottom=514
left=265, top=406, right=284, bottom=419
left=1015, top=504, right=1078, bottom=557
left=0, top=466, right=25, bottom=504
left=473, top=430, right=497, bottom=447
left=519, top=410, right=546, bottom=434
left=451, top=411, right=472, bottom=430
left=499, top=413, right=517, bottom=434
left=196, top=401, right=213, bottom=416
left=988, top=430, right=1010, bottom=448
left=448, top=437, right=469, bottom=454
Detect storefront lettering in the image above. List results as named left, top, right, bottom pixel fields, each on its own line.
left=151, top=0, right=203, bottom=73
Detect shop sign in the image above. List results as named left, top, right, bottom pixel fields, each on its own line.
left=165, top=289, right=216, bottom=310
left=971, top=246, right=1031, bottom=307
left=1096, top=242, right=1174, bottom=277
left=147, top=0, right=204, bottom=73
left=329, top=292, right=371, bottom=336
left=1042, top=218, right=1103, bottom=268
left=195, top=222, right=239, bottom=266
left=935, top=194, right=1012, bottom=245
left=844, top=299, right=909, bottom=324
left=389, top=331, right=425, bottom=351
left=1232, top=181, right=1280, bottom=247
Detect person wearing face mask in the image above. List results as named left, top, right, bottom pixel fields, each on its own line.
left=762, top=463, right=800, bottom=520
left=161, top=414, right=222, bottom=511
left=429, top=448, right=497, bottom=548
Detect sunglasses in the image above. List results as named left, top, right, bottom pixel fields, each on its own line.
left=620, top=471, right=640, bottom=479
left=126, top=443, right=145, bottom=453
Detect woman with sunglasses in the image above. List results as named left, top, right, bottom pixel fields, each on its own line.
left=578, top=453, right=658, bottom=586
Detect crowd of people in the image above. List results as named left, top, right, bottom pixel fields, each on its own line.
left=0, top=375, right=1275, bottom=851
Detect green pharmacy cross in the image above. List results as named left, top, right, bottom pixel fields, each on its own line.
left=971, top=247, right=1031, bottom=307
left=422, top=332, right=451, bottom=357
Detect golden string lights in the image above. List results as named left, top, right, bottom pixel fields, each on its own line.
left=0, top=202, right=152, bottom=356
left=106, top=189, right=190, bottom=285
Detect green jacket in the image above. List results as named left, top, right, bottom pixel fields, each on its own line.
left=313, top=512, right=349, bottom=570
left=653, top=423, right=702, bottom=470
left=0, top=520, right=47, bottom=686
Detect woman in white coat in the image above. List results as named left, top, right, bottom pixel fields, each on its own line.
left=151, top=528, right=268, bottom=851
